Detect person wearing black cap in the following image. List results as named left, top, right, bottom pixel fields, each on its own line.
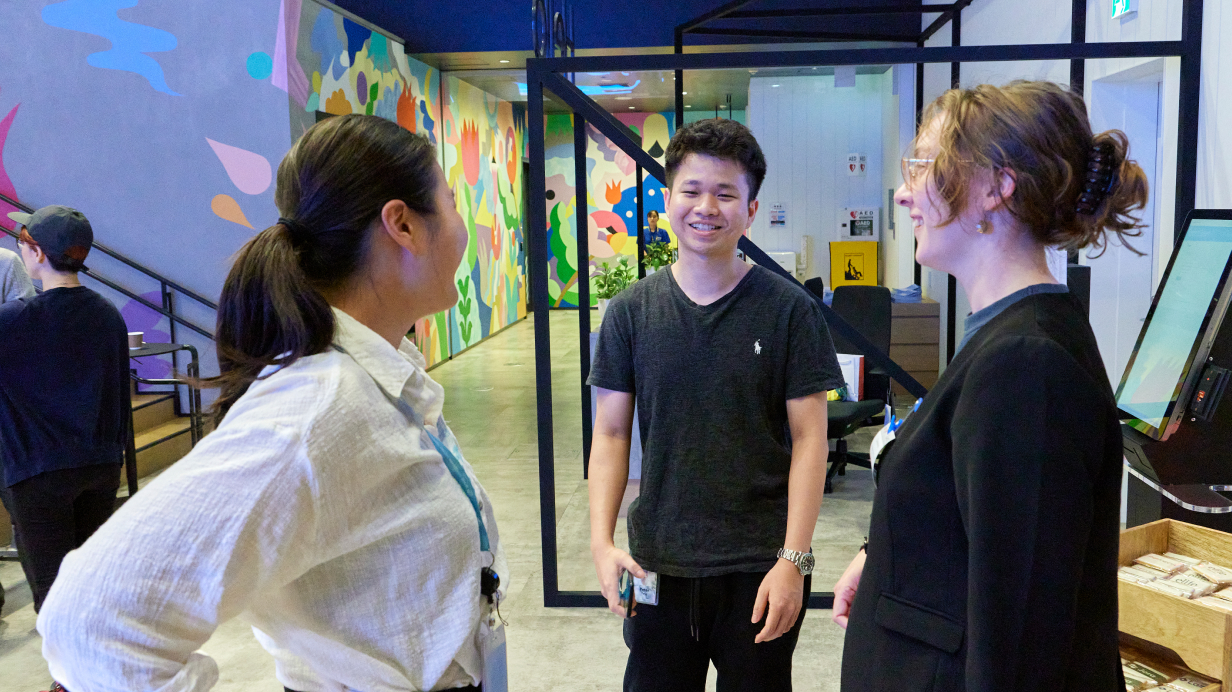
left=0, top=205, right=129, bottom=613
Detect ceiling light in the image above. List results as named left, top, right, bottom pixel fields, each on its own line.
left=499, top=59, right=510, bottom=64
left=686, top=105, right=692, bottom=108
left=772, top=84, right=781, bottom=88
left=682, top=91, right=688, bottom=95
left=615, top=96, right=633, bottom=101
left=629, top=106, right=635, bottom=110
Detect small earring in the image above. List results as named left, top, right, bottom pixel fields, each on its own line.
left=976, top=218, right=992, bottom=235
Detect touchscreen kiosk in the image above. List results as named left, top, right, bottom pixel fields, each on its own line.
left=1119, top=210, right=1232, bottom=526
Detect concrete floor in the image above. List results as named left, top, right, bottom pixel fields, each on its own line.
left=0, top=312, right=878, bottom=691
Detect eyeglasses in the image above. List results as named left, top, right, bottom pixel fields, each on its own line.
left=902, top=158, right=935, bottom=184
left=16, top=227, right=38, bottom=248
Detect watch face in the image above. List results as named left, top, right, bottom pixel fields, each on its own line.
left=800, top=553, right=815, bottom=575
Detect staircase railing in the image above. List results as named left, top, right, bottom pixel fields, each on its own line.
left=0, top=192, right=217, bottom=342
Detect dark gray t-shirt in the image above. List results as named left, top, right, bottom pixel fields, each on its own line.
left=588, top=265, right=845, bottom=577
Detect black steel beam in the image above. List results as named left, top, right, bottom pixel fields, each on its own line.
left=636, top=167, right=646, bottom=279
left=575, top=115, right=594, bottom=480
left=914, top=41, right=924, bottom=287
left=543, top=72, right=667, bottom=181
left=947, top=0, right=961, bottom=364
left=677, top=0, right=758, bottom=34
left=674, top=27, right=685, bottom=130
left=724, top=4, right=957, bottom=19
left=920, top=0, right=974, bottom=43
left=1176, top=0, right=1202, bottom=236
left=527, top=67, right=563, bottom=607
left=687, top=27, right=919, bottom=42
left=1070, top=0, right=1086, bottom=95
left=531, top=40, right=1185, bottom=74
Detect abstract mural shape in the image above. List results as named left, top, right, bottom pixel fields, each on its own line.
left=272, top=0, right=310, bottom=107
left=42, top=0, right=181, bottom=96
left=120, top=290, right=172, bottom=381
left=211, top=194, right=253, bottom=228
left=546, top=112, right=677, bottom=307
left=206, top=139, right=272, bottom=195
left=0, top=95, right=20, bottom=229
left=247, top=51, right=273, bottom=80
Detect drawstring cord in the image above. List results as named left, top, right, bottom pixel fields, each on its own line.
left=689, top=578, right=701, bottom=642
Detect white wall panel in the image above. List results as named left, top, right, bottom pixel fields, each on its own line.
left=748, top=74, right=887, bottom=284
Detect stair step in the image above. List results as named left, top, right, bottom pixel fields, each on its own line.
left=135, top=418, right=192, bottom=451
left=132, top=394, right=177, bottom=434
left=132, top=392, right=175, bottom=410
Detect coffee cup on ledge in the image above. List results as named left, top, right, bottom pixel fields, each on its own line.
left=128, top=332, right=144, bottom=349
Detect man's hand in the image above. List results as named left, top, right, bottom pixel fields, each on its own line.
left=752, top=559, right=804, bottom=643
left=592, top=543, right=646, bottom=617
left=831, top=549, right=867, bottom=629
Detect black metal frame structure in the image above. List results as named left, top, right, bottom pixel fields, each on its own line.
left=528, top=0, right=1204, bottom=608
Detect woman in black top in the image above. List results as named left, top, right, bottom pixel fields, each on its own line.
left=833, top=81, right=1149, bottom=690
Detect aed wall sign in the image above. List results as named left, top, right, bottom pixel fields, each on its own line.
left=1112, top=0, right=1137, bottom=19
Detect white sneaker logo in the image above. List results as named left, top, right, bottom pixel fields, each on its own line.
left=754, top=339, right=762, bottom=355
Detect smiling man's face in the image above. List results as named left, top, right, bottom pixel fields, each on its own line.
left=664, top=153, right=758, bottom=261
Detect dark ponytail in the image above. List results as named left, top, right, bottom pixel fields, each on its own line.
left=210, top=115, right=440, bottom=420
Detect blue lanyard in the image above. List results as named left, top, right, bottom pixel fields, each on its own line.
left=335, top=345, right=490, bottom=553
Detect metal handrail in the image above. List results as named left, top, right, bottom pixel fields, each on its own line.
left=0, top=192, right=216, bottom=340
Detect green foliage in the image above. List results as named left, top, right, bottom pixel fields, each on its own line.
left=644, top=241, right=676, bottom=270
left=592, top=257, right=636, bottom=300
left=457, top=277, right=474, bottom=343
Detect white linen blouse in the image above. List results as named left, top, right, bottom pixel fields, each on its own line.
left=37, top=309, right=507, bottom=692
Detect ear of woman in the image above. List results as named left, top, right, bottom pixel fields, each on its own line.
left=379, top=199, right=431, bottom=256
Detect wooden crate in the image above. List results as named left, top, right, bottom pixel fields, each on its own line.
left=1121, top=638, right=1220, bottom=691
left=1121, top=519, right=1232, bottom=687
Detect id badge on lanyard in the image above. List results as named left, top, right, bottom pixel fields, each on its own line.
left=335, top=344, right=508, bottom=690
left=481, top=618, right=509, bottom=692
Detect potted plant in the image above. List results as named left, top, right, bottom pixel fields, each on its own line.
left=643, top=240, right=677, bottom=274
left=592, top=257, right=636, bottom=324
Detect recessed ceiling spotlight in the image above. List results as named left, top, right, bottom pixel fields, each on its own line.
left=772, top=84, right=781, bottom=88
left=499, top=59, right=510, bottom=63
left=686, top=105, right=692, bottom=108
left=682, top=91, right=688, bottom=95
left=629, top=106, right=635, bottom=109
left=615, top=96, right=633, bottom=101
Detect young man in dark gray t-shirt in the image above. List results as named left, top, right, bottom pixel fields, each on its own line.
left=588, top=119, right=844, bottom=691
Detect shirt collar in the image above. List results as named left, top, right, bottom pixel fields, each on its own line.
left=332, top=308, right=423, bottom=399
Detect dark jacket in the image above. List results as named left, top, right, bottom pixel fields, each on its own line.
left=841, top=292, right=1124, bottom=691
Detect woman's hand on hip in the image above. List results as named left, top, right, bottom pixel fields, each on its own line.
left=831, top=549, right=867, bottom=629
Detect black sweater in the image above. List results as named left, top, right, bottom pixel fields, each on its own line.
left=841, top=292, right=1124, bottom=691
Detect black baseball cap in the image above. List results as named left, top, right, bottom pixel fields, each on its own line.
left=7, top=205, right=93, bottom=270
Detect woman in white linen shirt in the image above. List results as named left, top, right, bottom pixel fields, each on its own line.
left=36, top=114, right=507, bottom=692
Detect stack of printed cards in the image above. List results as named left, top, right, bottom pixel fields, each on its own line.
left=1124, top=552, right=1232, bottom=614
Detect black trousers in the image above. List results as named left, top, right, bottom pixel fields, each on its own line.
left=623, top=570, right=811, bottom=692
left=4, top=463, right=122, bottom=612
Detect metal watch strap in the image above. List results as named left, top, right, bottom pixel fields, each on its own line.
left=777, top=548, right=814, bottom=575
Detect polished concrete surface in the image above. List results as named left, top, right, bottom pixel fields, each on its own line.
left=0, top=312, right=878, bottom=691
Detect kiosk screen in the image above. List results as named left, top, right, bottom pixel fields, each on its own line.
left=1116, top=216, right=1232, bottom=438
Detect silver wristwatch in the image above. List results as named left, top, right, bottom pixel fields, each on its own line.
left=777, top=548, right=815, bottom=576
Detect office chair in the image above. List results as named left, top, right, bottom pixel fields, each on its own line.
left=805, top=281, right=893, bottom=493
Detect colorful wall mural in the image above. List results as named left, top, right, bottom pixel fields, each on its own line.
left=544, top=112, right=675, bottom=308
left=295, top=1, right=525, bottom=365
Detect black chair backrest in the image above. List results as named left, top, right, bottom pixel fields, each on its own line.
left=829, top=285, right=892, bottom=356
left=803, top=277, right=825, bottom=301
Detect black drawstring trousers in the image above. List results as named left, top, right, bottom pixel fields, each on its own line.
left=622, top=570, right=811, bottom=692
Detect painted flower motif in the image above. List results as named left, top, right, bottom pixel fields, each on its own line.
left=505, top=127, right=518, bottom=185
left=397, top=83, right=418, bottom=132
left=605, top=180, right=622, bottom=205
left=460, top=119, right=480, bottom=187
left=325, top=89, right=352, bottom=115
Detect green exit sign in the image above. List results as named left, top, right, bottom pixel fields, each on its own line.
left=1113, top=0, right=1137, bottom=18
